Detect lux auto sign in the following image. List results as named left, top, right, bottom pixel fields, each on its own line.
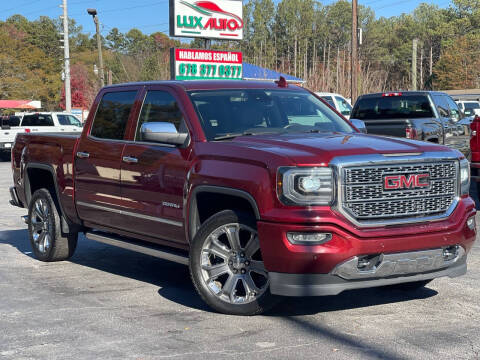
left=170, top=48, right=243, bottom=80
left=169, top=0, right=243, bottom=40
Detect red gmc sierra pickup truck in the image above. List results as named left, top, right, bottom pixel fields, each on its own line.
left=9, top=80, right=476, bottom=315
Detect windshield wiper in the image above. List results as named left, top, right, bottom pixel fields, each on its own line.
left=213, top=132, right=254, bottom=141
left=213, top=131, right=283, bottom=141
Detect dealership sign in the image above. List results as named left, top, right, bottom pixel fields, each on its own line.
left=170, top=48, right=242, bottom=80
left=169, top=0, right=243, bottom=40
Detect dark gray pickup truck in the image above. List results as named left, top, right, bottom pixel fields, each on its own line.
left=351, top=91, right=470, bottom=157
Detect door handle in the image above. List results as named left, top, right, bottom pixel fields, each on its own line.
left=122, top=156, right=138, bottom=164
left=76, top=151, right=90, bottom=159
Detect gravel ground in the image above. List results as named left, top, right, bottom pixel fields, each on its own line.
left=0, top=160, right=479, bottom=360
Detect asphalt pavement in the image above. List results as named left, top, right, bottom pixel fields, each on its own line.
left=0, top=160, right=479, bottom=360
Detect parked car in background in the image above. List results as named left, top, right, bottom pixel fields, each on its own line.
left=456, top=100, right=480, bottom=117
left=0, top=112, right=83, bottom=159
left=9, top=80, right=476, bottom=315
left=20, top=112, right=83, bottom=133
left=0, top=115, right=23, bottom=156
left=350, top=91, right=470, bottom=157
left=316, top=92, right=352, bottom=119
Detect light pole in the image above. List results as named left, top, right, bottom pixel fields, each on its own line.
left=87, top=8, right=105, bottom=87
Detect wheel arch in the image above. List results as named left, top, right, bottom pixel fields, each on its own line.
left=24, top=163, right=78, bottom=234
left=187, top=185, right=260, bottom=243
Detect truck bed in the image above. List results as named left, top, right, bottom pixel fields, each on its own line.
left=12, top=132, right=80, bottom=223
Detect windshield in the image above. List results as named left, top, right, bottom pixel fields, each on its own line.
left=352, top=95, right=434, bottom=120
left=189, top=89, right=354, bottom=140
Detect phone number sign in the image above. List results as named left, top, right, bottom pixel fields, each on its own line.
left=170, top=48, right=243, bottom=80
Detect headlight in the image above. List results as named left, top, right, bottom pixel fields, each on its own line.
left=277, top=167, right=333, bottom=205
left=460, top=158, right=470, bottom=195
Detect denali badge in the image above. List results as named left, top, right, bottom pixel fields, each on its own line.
left=383, top=174, right=430, bottom=190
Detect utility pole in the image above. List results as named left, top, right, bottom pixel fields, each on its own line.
left=412, top=38, right=418, bottom=91
left=351, top=0, right=358, bottom=103
left=87, top=9, right=105, bottom=87
left=61, top=0, right=71, bottom=112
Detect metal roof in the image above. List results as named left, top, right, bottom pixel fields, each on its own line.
left=241, top=63, right=304, bottom=83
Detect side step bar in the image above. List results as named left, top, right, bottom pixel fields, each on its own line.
left=85, top=231, right=189, bottom=265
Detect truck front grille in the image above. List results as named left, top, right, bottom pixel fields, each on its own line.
left=341, top=161, right=458, bottom=224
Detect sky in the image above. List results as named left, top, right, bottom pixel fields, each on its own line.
left=0, top=0, right=452, bottom=37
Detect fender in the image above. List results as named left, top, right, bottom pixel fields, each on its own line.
left=186, top=185, right=260, bottom=242
left=24, top=163, right=82, bottom=233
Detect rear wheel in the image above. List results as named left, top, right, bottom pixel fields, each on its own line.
left=189, top=210, right=278, bottom=315
left=28, top=189, right=78, bottom=262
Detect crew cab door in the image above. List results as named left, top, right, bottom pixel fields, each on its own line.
left=119, top=87, right=192, bottom=245
left=74, top=89, right=140, bottom=229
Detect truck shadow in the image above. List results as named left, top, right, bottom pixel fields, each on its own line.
left=0, top=228, right=439, bottom=316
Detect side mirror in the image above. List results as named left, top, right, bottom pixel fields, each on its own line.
left=350, top=119, right=367, bottom=134
left=140, top=122, right=188, bottom=146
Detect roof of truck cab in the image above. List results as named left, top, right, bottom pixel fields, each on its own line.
left=102, top=80, right=304, bottom=91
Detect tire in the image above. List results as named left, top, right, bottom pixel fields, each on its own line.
left=189, top=210, right=279, bottom=315
left=386, top=280, right=432, bottom=291
left=28, top=189, right=78, bottom=262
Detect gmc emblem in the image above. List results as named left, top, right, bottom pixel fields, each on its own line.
left=383, top=174, right=430, bottom=190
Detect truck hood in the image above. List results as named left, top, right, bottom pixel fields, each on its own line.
left=222, top=132, right=451, bottom=165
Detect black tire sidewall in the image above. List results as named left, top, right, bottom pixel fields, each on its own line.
left=189, top=210, right=278, bottom=315
left=27, top=189, right=77, bottom=261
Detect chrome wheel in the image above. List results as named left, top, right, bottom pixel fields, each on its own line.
left=200, top=223, right=269, bottom=304
left=30, top=198, right=51, bottom=254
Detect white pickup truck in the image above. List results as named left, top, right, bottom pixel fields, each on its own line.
left=0, top=112, right=82, bottom=156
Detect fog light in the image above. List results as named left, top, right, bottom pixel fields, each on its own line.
left=443, top=245, right=459, bottom=262
left=467, top=216, right=476, bottom=230
left=286, top=232, right=332, bottom=245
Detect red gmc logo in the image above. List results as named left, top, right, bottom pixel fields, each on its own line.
left=383, top=174, right=430, bottom=190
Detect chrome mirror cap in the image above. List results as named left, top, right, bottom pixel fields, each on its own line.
left=140, top=122, right=188, bottom=146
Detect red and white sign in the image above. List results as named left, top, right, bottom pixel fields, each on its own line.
left=171, top=48, right=243, bottom=80
left=170, top=0, right=243, bottom=40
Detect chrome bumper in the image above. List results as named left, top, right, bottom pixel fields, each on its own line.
left=331, top=246, right=465, bottom=280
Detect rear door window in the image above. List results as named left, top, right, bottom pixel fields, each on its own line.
left=351, top=95, right=434, bottom=120
left=90, top=91, right=137, bottom=140
left=21, top=114, right=54, bottom=126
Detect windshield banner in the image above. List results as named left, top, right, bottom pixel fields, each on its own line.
left=170, top=48, right=243, bottom=80
left=169, top=0, right=243, bottom=40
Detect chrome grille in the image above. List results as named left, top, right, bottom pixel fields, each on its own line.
left=342, top=161, right=458, bottom=223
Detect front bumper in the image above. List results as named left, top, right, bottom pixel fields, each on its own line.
left=258, top=198, right=476, bottom=296
left=269, top=256, right=467, bottom=296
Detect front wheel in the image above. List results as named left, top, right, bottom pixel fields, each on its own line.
left=189, top=210, right=279, bottom=315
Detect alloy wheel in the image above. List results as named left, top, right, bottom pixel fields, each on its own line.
left=30, top=198, right=52, bottom=254
left=200, top=223, right=269, bottom=304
